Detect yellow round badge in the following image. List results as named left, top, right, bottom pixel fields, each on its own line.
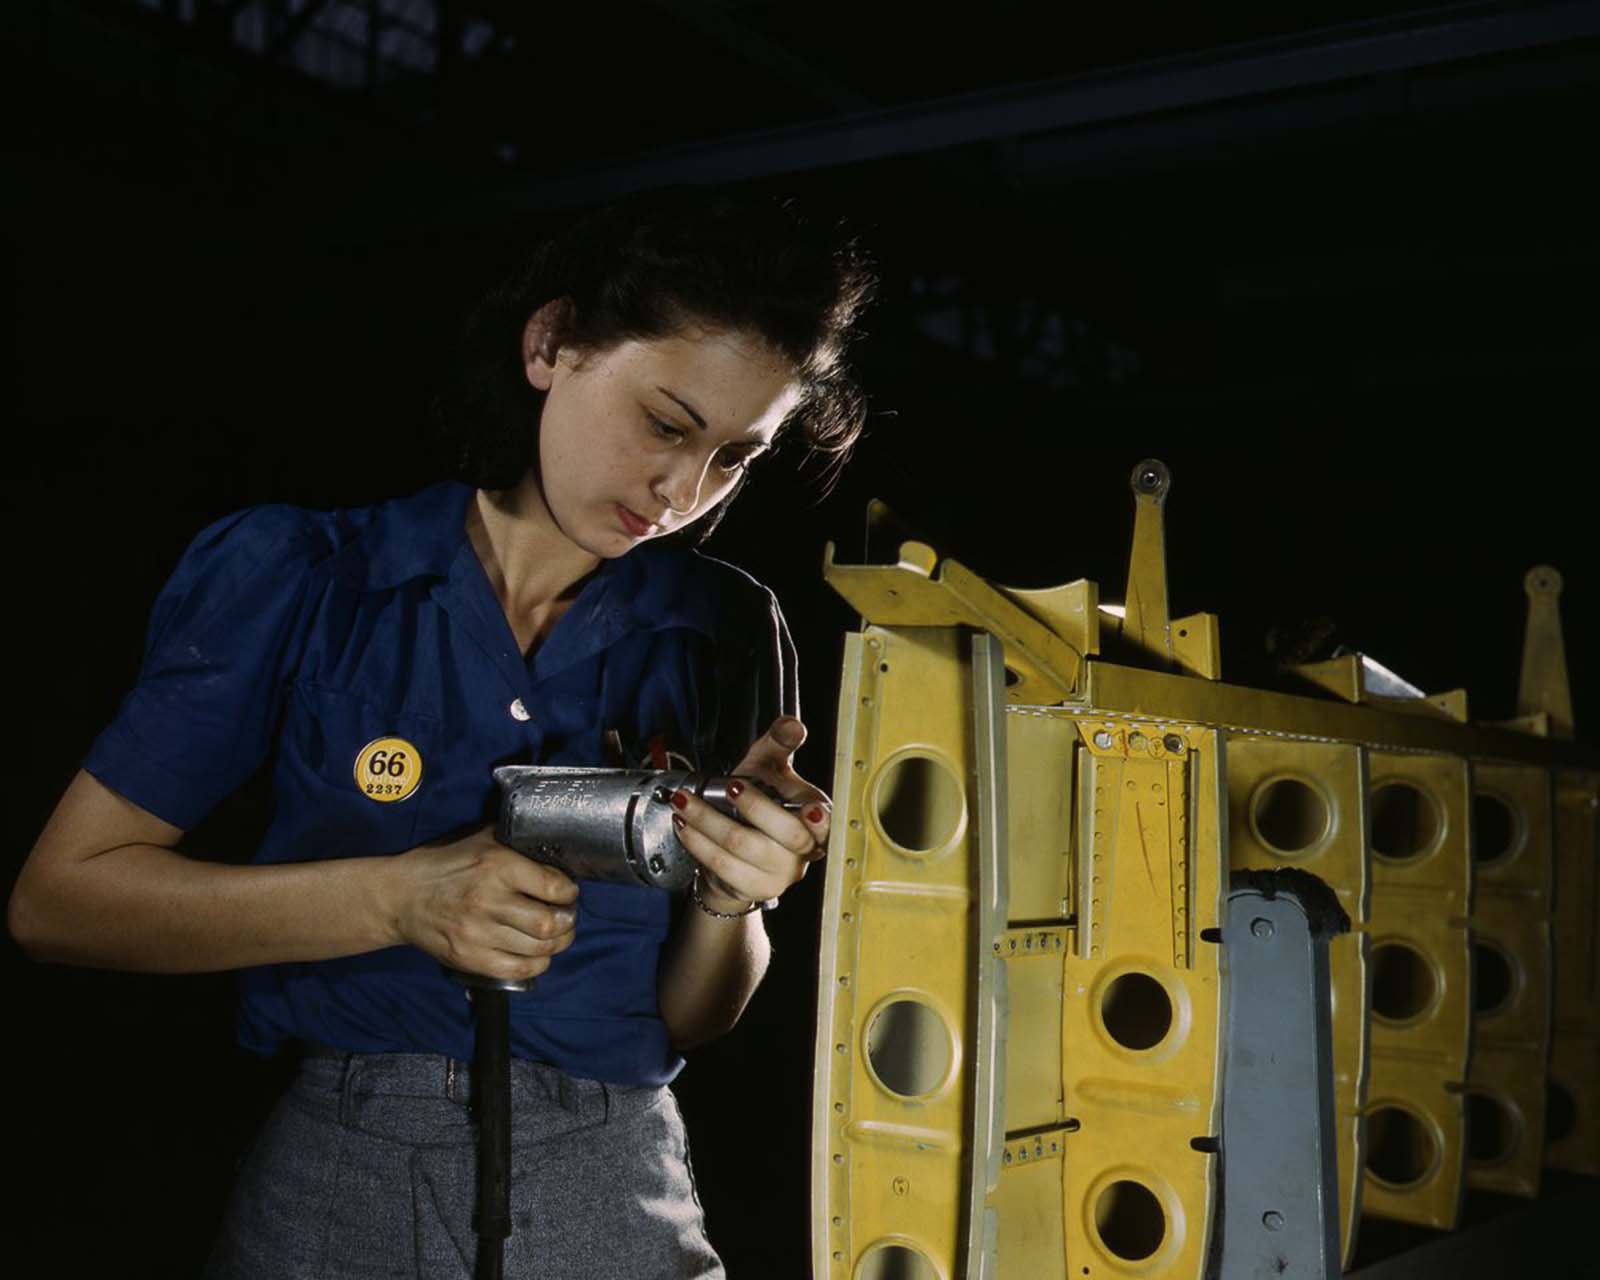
left=354, top=736, right=423, bottom=803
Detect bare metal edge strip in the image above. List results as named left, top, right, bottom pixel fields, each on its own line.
left=963, top=632, right=1011, bottom=1280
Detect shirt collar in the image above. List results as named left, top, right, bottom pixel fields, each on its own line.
left=336, top=480, right=477, bottom=591
left=337, top=480, right=722, bottom=641
left=585, top=540, right=722, bottom=640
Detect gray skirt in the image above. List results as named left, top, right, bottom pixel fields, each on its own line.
left=203, top=1048, right=724, bottom=1279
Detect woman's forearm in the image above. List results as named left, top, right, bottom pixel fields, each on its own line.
left=10, top=769, right=577, bottom=981
left=657, top=896, right=772, bottom=1050
left=9, top=839, right=403, bottom=974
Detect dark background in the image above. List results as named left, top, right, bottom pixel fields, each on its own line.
left=5, top=1, right=1598, bottom=1275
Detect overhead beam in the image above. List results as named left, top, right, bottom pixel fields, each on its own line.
left=639, top=0, right=877, bottom=113
left=267, top=0, right=334, bottom=62
left=497, top=2, right=1600, bottom=208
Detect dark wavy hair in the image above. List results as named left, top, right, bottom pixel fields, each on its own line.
left=431, top=187, right=876, bottom=539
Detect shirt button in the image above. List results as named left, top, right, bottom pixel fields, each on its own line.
left=509, top=698, right=531, bottom=722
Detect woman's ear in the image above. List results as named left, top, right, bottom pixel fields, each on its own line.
left=521, top=298, right=571, bottom=391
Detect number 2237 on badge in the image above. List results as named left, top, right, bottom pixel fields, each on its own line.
left=354, top=736, right=424, bottom=803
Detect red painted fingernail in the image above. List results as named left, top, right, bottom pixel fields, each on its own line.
left=727, top=780, right=745, bottom=800
left=806, top=805, right=825, bottom=824
left=672, top=814, right=685, bottom=831
left=671, top=790, right=688, bottom=811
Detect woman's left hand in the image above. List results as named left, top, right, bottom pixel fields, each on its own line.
left=671, top=716, right=830, bottom=912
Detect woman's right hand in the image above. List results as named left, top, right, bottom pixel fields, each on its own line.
left=389, top=825, right=579, bottom=985
left=11, top=774, right=578, bottom=977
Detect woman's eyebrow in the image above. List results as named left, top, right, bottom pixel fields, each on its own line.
left=656, top=386, right=774, bottom=446
left=656, top=387, right=707, bottom=430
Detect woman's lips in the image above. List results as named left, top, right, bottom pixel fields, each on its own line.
left=616, top=504, right=656, bottom=537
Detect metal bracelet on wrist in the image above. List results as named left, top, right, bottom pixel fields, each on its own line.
left=690, top=868, right=767, bottom=919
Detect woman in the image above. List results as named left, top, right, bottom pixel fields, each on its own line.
left=9, top=189, right=874, bottom=1277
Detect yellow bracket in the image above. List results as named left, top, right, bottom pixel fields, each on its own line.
left=1518, top=565, right=1575, bottom=739
left=1123, top=459, right=1175, bottom=665
left=1290, top=653, right=1468, bottom=722
left=1101, top=460, right=1222, bottom=680
left=823, top=501, right=1094, bottom=705
left=1171, top=611, right=1223, bottom=682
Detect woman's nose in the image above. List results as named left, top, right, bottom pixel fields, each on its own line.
left=654, top=456, right=709, bottom=515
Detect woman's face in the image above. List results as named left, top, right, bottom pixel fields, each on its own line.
left=525, top=322, right=801, bottom=558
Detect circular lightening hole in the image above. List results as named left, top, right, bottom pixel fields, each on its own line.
left=875, top=755, right=965, bottom=855
left=856, top=1243, right=939, bottom=1280
left=1473, top=942, right=1516, bottom=1016
left=1252, top=778, right=1330, bottom=856
left=865, top=999, right=952, bottom=1098
left=1371, top=943, right=1438, bottom=1023
left=1467, top=1093, right=1520, bottom=1164
left=1370, top=782, right=1442, bottom=862
left=1547, top=1082, right=1578, bottom=1145
left=1366, top=1106, right=1438, bottom=1187
left=1472, top=792, right=1519, bottom=864
left=1100, top=972, right=1174, bottom=1051
left=1094, top=1179, right=1166, bottom=1262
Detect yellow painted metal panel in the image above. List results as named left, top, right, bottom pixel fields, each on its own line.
left=1469, top=880, right=1553, bottom=1051
left=1466, top=762, right=1554, bottom=1198
left=815, top=634, right=1231, bottom=1279
left=1464, top=900, right=1552, bottom=1198
left=1473, top=763, right=1556, bottom=900
left=1465, top=1043, right=1547, bottom=1197
left=1361, top=752, right=1472, bottom=1232
left=998, top=936, right=1069, bottom=1138
left=1226, top=738, right=1368, bottom=919
left=1075, top=662, right=1598, bottom=771
left=997, top=578, right=1100, bottom=665
left=1005, top=713, right=1078, bottom=924
left=1326, top=935, right=1371, bottom=1257
left=1169, top=612, right=1221, bottom=682
left=1359, top=1069, right=1466, bottom=1230
left=1551, top=773, right=1599, bottom=1030
left=815, top=483, right=1598, bottom=1278
left=991, top=918, right=1075, bottom=1278
left=1549, top=771, right=1600, bottom=1175
left=1517, top=566, right=1574, bottom=740
left=814, top=625, right=1012, bottom=1280
left=1361, top=1081, right=1464, bottom=1226
left=993, top=1145, right=1069, bottom=1275
left=1547, top=1031, right=1600, bottom=1175
left=814, top=627, right=977, bottom=1279
left=822, top=542, right=1084, bottom=704
left=1060, top=720, right=1224, bottom=1278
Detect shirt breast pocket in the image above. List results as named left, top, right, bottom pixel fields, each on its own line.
left=281, top=681, right=440, bottom=854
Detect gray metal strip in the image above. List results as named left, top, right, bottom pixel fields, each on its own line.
left=963, top=633, right=1010, bottom=1280
left=1220, top=883, right=1344, bottom=1279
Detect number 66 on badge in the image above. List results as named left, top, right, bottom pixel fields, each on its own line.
left=354, top=736, right=424, bottom=803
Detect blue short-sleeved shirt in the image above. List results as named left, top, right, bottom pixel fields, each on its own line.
left=83, top=480, right=792, bottom=1085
